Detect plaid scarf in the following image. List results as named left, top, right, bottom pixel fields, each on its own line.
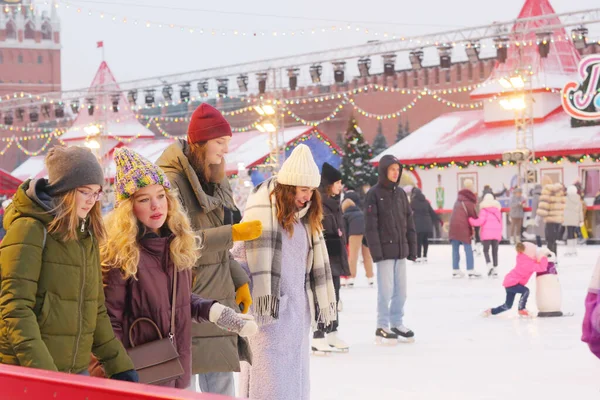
left=242, top=177, right=337, bottom=328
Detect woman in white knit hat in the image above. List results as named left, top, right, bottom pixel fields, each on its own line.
left=233, top=144, right=338, bottom=400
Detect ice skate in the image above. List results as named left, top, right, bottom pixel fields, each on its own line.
left=375, top=328, right=398, bottom=345
left=311, top=337, right=333, bottom=355
left=518, top=309, right=534, bottom=318
left=415, top=257, right=424, bottom=263
left=487, top=264, right=498, bottom=278
left=452, top=270, right=465, bottom=279
left=468, top=270, right=482, bottom=279
left=422, top=257, right=428, bottom=264
left=327, top=331, right=350, bottom=352
left=337, top=299, right=343, bottom=312
left=340, top=277, right=347, bottom=287
left=367, top=277, right=375, bottom=287
left=346, top=278, right=355, bottom=288
left=475, top=242, right=483, bottom=256
left=481, top=309, right=492, bottom=317
left=391, top=325, right=415, bottom=343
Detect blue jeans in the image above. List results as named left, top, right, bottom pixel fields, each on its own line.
left=451, top=239, right=474, bottom=271
left=188, top=372, right=235, bottom=396
left=491, top=284, right=530, bottom=314
left=376, top=259, right=407, bottom=329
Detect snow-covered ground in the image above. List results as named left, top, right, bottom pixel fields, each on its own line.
left=309, top=244, right=600, bottom=400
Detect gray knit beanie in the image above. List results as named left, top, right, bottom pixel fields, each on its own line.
left=45, top=146, right=104, bottom=196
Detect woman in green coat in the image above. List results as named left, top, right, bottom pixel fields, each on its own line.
left=0, top=146, right=138, bottom=381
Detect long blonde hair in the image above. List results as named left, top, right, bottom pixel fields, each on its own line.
left=48, top=189, right=106, bottom=243
left=101, top=189, right=201, bottom=279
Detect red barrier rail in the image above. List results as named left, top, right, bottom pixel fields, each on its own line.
left=0, top=364, right=233, bottom=400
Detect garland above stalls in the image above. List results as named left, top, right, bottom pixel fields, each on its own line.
left=402, top=154, right=600, bottom=170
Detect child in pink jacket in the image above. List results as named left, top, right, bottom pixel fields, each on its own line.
left=469, top=193, right=503, bottom=278
left=483, top=242, right=549, bottom=317
left=582, top=256, right=600, bottom=359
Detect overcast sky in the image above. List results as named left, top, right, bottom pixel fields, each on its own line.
left=50, top=0, right=599, bottom=91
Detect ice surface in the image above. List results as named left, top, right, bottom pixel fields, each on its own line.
left=305, top=244, right=599, bottom=400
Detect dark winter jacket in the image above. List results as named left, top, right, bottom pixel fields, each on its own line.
left=410, top=188, right=440, bottom=234
left=0, top=180, right=134, bottom=377
left=594, top=194, right=600, bottom=206
left=320, top=186, right=350, bottom=277
left=481, top=185, right=507, bottom=200
left=364, top=155, right=417, bottom=262
left=156, top=140, right=251, bottom=374
left=343, top=190, right=363, bottom=209
left=97, top=232, right=215, bottom=388
left=343, top=205, right=365, bottom=239
left=449, top=189, right=478, bottom=244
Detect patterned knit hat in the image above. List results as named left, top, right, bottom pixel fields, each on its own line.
left=113, top=147, right=171, bottom=202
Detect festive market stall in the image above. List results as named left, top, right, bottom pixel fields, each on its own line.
left=373, top=0, right=600, bottom=239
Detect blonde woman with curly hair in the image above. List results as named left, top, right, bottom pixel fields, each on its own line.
left=96, top=148, right=257, bottom=389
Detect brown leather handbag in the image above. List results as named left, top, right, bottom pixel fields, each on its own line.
left=126, top=270, right=184, bottom=385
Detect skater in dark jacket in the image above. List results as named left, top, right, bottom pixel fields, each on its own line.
left=410, top=188, right=440, bottom=263
left=365, top=155, right=417, bottom=342
left=313, top=162, right=350, bottom=353
left=449, top=179, right=481, bottom=278
left=342, top=198, right=374, bottom=287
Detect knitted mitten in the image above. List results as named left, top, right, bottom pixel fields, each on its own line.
left=232, top=220, right=262, bottom=242
left=209, top=303, right=258, bottom=337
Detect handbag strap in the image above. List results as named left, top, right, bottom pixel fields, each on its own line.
left=128, top=317, right=163, bottom=347
left=169, top=269, right=177, bottom=342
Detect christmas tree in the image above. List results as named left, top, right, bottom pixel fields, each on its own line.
left=341, top=116, right=378, bottom=189
left=372, top=121, right=388, bottom=156
left=404, top=120, right=410, bottom=136
left=395, top=119, right=406, bottom=143
left=335, top=131, right=345, bottom=149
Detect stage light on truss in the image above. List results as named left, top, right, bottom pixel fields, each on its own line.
left=287, top=68, right=299, bottom=91
left=111, top=93, right=120, bottom=112
left=84, top=125, right=101, bottom=136
left=382, top=54, right=396, bottom=76
left=498, top=78, right=512, bottom=89
left=409, top=49, right=424, bottom=70
left=55, top=103, right=65, bottom=118
left=572, top=26, right=588, bottom=51
left=437, top=45, right=452, bottom=69
left=70, top=100, right=80, bottom=114
left=494, top=36, right=509, bottom=64
left=254, top=104, right=275, bottom=116
left=4, top=112, right=13, bottom=126
left=196, top=81, right=208, bottom=96
left=256, top=73, right=268, bottom=94
left=217, top=78, right=229, bottom=96
left=16, top=107, right=24, bottom=121
left=180, top=82, right=191, bottom=102
left=500, top=95, right=526, bottom=110
left=237, top=74, right=249, bottom=93
left=357, top=57, right=371, bottom=77
left=84, top=138, right=101, bottom=149
left=144, top=89, right=155, bottom=106
left=465, top=41, right=480, bottom=63
left=29, top=107, right=39, bottom=123
left=509, top=76, right=524, bottom=89
left=309, top=64, right=322, bottom=84
left=162, top=85, right=173, bottom=101
left=86, top=98, right=95, bottom=116
left=256, top=122, right=276, bottom=133
left=536, top=32, right=552, bottom=58
left=127, top=90, right=138, bottom=105
left=332, top=62, right=346, bottom=84
left=41, top=104, right=51, bottom=118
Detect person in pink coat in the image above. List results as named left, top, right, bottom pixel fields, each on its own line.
left=483, top=242, right=549, bottom=318
left=469, top=194, right=503, bottom=278
left=582, top=255, right=600, bottom=359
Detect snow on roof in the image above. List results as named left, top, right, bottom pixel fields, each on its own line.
left=11, top=155, right=47, bottom=181
left=471, top=0, right=580, bottom=98
left=61, top=62, right=155, bottom=141
left=373, top=109, right=600, bottom=165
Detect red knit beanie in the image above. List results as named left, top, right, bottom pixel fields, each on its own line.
left=187, top=103, right=232, bottom=144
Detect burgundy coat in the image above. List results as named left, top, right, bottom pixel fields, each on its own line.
left=101, top=233, right=214, bottom=389
left=449, top=189, right=479, bottom=244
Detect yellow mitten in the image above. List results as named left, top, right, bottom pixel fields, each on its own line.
left=235, top=283, right=252, bottom=314
left=232, top=220, right=262, bottom=242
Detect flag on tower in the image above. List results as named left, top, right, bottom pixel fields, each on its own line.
left=96, top=41, right=104, bottom=48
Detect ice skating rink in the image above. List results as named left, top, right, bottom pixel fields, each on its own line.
left=309, top=244, right=599, bottom=400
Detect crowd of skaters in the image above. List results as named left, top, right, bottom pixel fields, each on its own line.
left=0, top=101, right=599, bottom=400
